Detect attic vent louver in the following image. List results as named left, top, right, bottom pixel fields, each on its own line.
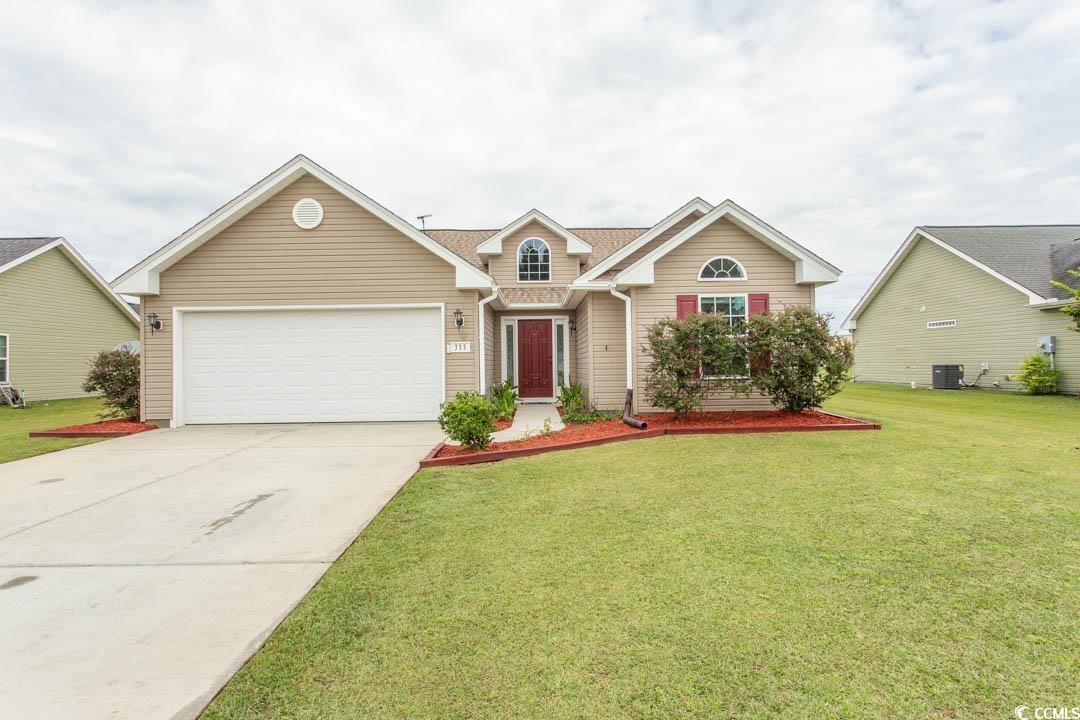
left=292, top=198, right=324, bottom=229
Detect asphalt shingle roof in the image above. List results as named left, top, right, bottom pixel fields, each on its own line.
left=424, top=227, right=648, bottom=272
left=919, top=225, right=1080, bottom=300
left=498, top=287, right=567, bottom=305
left=0, top=237, right=60, bottom=268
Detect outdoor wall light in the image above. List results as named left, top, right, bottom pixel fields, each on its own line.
left=568, top=318, right=577, bottom=332
left=146, top=312, right=163, bottom=335
left=453, top=308, right=464, bottom=328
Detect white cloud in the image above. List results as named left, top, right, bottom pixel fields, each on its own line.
left=1, top=0, right=1078, bottom=324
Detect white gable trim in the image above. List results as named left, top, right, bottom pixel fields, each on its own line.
left=572, top=197, right=713, bottom=285
left=112, top=155, right=494, bottom=295
left=1, top=238, right=140, bottom=324
left=615, top=200, right=841, bottom=287
left=475, top=209, right=592, bottom=255
left=842, top=228, right=1049, bottom=330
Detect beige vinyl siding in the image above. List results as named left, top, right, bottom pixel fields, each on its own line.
left=632, top=217, right=811, bottom=411
left=574, top=294, right=591, bottom=389
left=142, top=174, right=478, bottom=423
left=602, top=211, right=704, bottom=277
left=589, top=291, right=628, bottom=409
left=852, top=237, right=1079, bottom=393
left=487, top=221, right=580, bottom=288
left=0, top=248, right=138, bottom=400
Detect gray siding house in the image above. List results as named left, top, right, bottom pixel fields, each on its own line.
left=843, top=226, right=1079, bottom=394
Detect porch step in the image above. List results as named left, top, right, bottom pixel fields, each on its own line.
left=491, top=402, right=564, bottom=442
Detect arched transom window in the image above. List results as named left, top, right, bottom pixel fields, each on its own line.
left=517, top=238, right=551, bottom=282
left=698, top=256, right=746, bottom=280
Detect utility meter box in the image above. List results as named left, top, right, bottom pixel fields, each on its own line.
left=1037, top=335, right=1056, bottom=354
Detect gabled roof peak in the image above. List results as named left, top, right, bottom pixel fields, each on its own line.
left=475, top=209, right=592, bottom=255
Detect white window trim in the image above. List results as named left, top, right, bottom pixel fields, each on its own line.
left=516, top=237, right=552, bottom=283
left=0, top=333, right=9, bottom=384
left=500, top=314, right=571, bottom=401
left=697, top=293, right=750, bottom=380
left=697, top=256, right=748, bottom=281
left=171, top=303, right=446, bottom=428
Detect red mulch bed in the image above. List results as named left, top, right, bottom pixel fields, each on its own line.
left=493, top=413, right=515, bottom=432
left=423, top=409, right=878, bottom=467
left=437, top=418, right=638, bottom=458
left=641, top=409, right=854, bottom=429
left=29, top=419, right=158, bottom=439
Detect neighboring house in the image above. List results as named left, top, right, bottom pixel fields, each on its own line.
left=843, top=226, right=1080, bottom=393
left=0, top=237, right=140, bottom=400
left=112, top=155, right=840, bottom=427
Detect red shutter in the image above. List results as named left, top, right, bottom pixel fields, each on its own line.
left=676, top=294, right=698, bottom=320
left=747, top=293, right=771, bottom=374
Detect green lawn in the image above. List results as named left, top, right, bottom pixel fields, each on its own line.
left=0, top=397, right=107, bottom=463
left=204, top=384, right=1079, bottom=719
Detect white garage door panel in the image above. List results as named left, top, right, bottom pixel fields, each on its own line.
left=181, top=308, right=443, bottom=424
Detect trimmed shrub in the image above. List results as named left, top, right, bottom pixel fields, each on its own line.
left=489, top=379, right=518, bottom=420
left=438, top=391, right=498, bottom=449
left=558, top=383, right=614, bottom=424
left=745, top=307, right=853, bottom=412
left=1016, top=354, right=1061, bottom=394
left=644, top=313, right=748, bottom=417
left=83, top=348, right=141, bottom=419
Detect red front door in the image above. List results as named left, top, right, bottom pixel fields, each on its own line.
left=517, top=320, right=553, bottom=398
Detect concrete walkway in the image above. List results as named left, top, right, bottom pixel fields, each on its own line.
left=491, top=402, right=564, bottom=441
left=0, top=422, right=442, bottom=720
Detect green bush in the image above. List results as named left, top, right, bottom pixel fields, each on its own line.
left=1016, top=354, right=1061, bottom=395
left=745, top=307, right=852, bottom=412
left=1051, top=267, right=1080, bottom=333
left=558, top=383, right=614, bottom=424
left=82, top=348, right=140, bottom=419
left=644, top=314, right=748, bottom=417
left=438, top=392, right=498, bottom=449
left=489, top=379, right=518, bottom=420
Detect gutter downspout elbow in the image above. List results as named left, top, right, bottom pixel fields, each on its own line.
left=609, top=287, right=647, bottom=429
left=478, top=290, right=500, bottom=393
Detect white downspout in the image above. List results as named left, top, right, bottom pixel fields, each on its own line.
left=610, top=287, right=646, bottom=428
left=477, top=290, right=499, bottom=393
left=609, top=287, right=633, bottom=390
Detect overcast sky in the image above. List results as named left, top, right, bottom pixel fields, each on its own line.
left=2, top=0, right=1078, bottom=324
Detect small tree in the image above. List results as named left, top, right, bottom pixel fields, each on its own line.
left=1016, top=354, right=1061, bottom=394
left=644, top=314, right=747, bottom=417
left=83, top=348, right=141, bottom=419
left=1051, top=267, right=1080, bottom=333
left=746, top=307, right=853, bottom=412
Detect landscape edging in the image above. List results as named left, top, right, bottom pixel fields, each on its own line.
left=420, top=415, right=880, bottom=468
left=29, top=430, right=144, bottom=438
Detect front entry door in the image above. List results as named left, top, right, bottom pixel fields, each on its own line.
left=517, top=320, right=553, bottom=398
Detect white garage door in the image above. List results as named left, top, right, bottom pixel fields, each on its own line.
left=180, top=307, right=443, bottom=424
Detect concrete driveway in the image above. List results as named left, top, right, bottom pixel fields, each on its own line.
left=0, top=422, right=442, bottom=720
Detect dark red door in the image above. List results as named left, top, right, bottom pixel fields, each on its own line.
left=517, top=320, right=553, bottom=398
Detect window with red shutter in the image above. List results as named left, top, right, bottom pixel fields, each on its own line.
left=749, top=293, right=770, bottom=316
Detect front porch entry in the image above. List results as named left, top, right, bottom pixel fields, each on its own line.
left=500, top=315, right=571, bottom=402
left=518, top=320, right=553, bottom=398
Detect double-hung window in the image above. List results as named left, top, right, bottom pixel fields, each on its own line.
left=698, top=295, right=748, bottom=377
